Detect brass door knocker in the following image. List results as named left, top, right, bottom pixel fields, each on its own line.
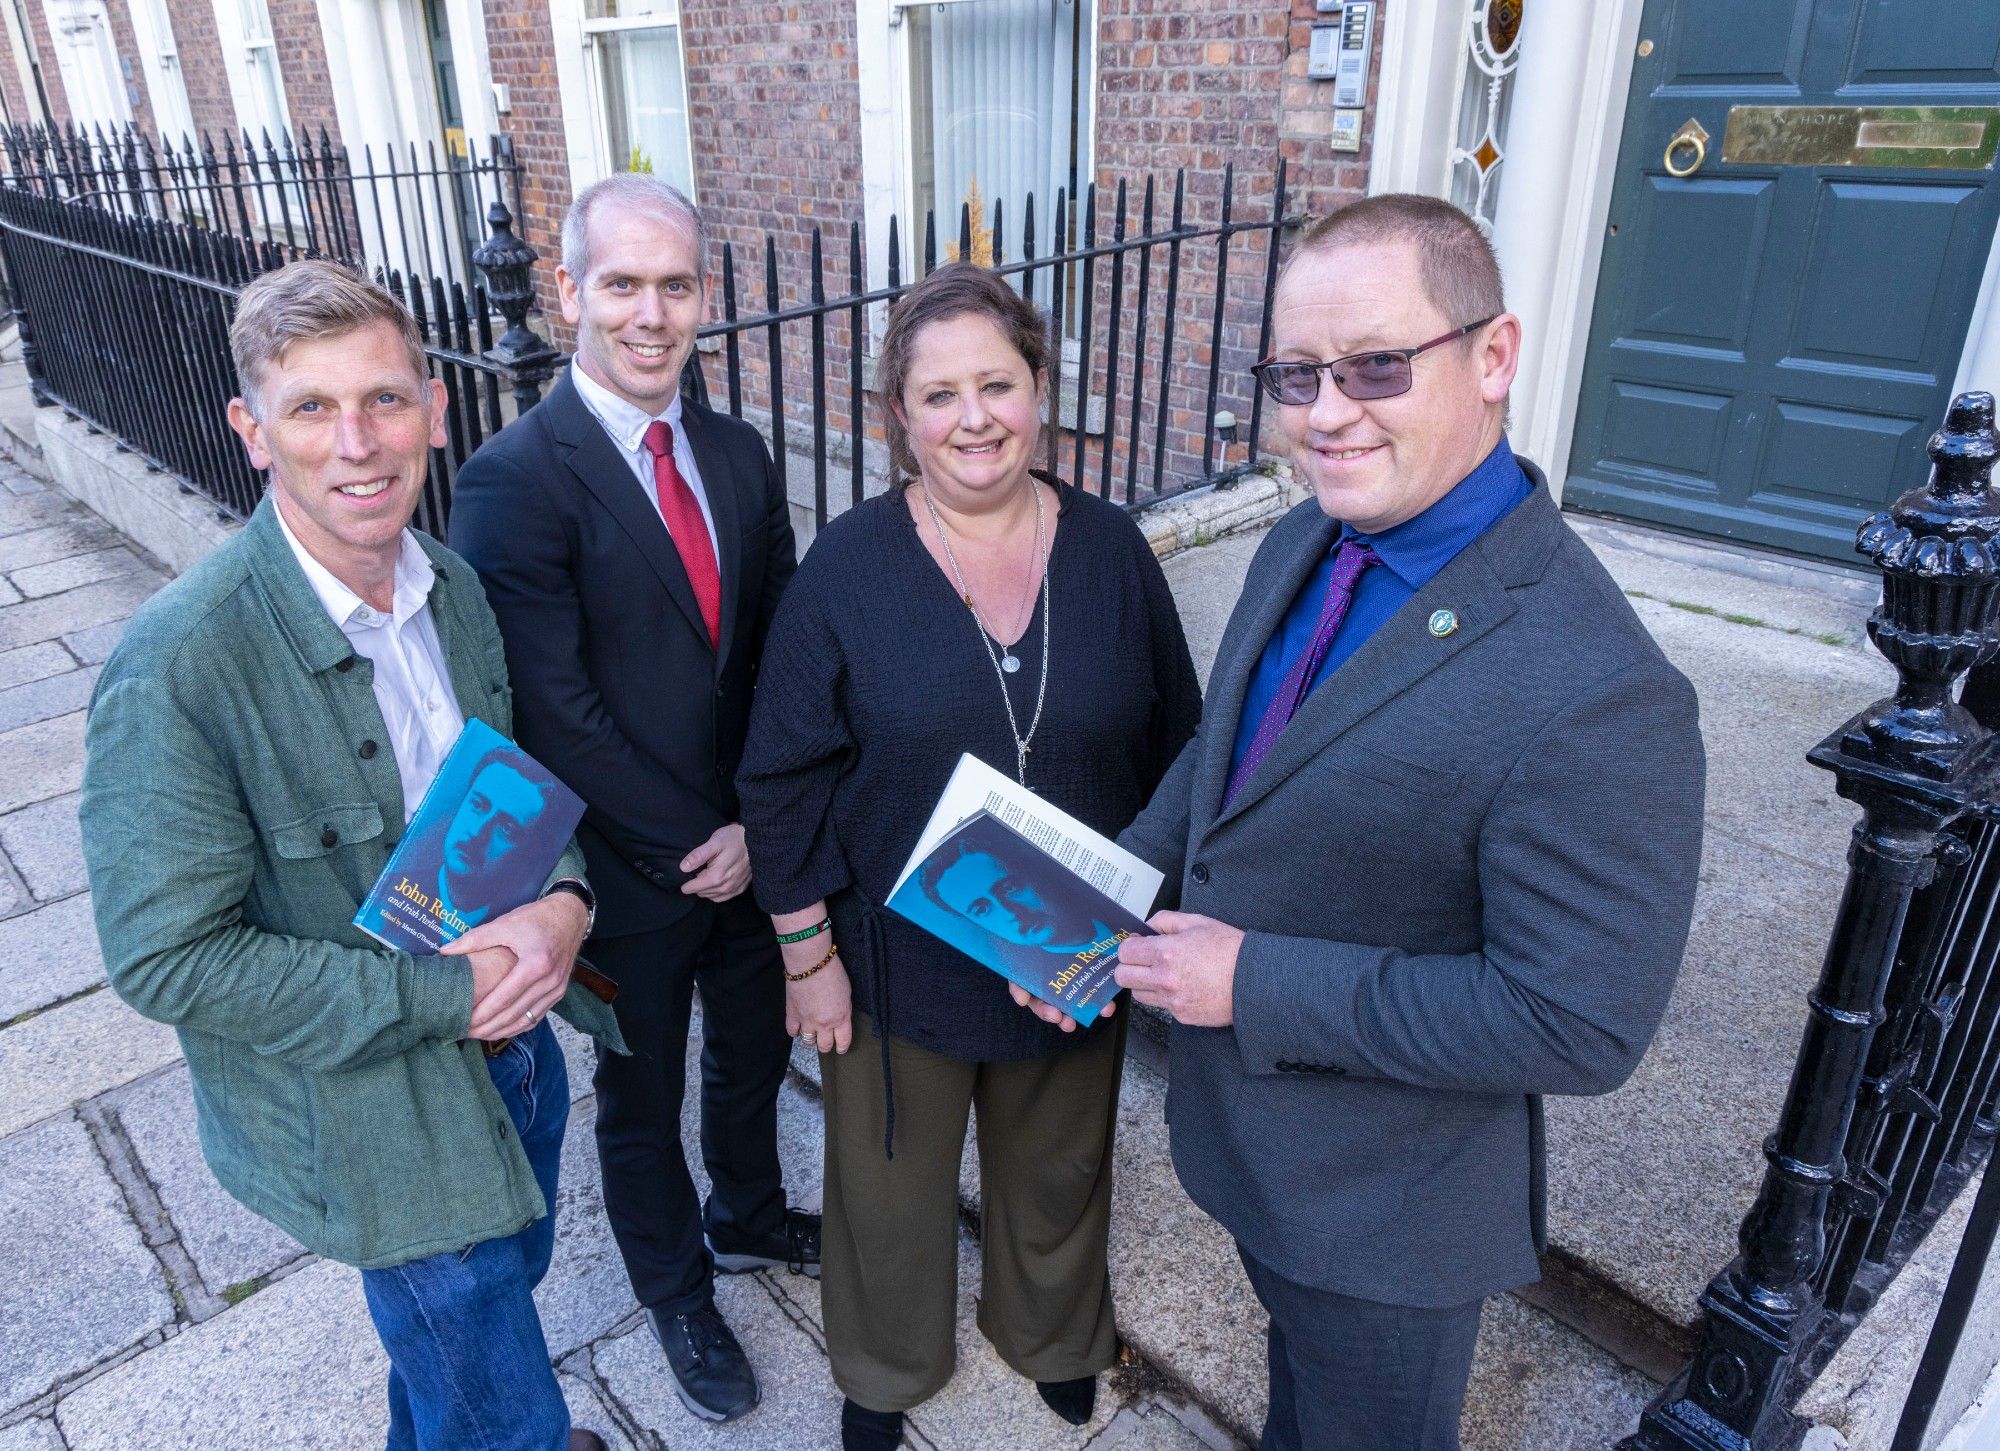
left=1665, top=117, right=1710, bottom=178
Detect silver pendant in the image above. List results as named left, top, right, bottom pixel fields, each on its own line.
left=1001, top=654, right=1021, bottom=673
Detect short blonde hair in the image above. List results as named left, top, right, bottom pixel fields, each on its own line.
left=230, top=259, right=428, bottom=417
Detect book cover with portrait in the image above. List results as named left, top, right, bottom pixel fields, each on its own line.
left=352, top=719, right=585, bottom=955
left=886, top=807, right=1154, bottom=1027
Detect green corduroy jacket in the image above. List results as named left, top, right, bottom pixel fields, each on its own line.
left=79, top=496, right=625, bottom=1270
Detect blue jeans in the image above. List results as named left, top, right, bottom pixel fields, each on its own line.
left=361, top=1021, right=571, bottom=1451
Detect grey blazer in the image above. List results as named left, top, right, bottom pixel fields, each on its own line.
left=1121, top=466, right=1705, bottom=1308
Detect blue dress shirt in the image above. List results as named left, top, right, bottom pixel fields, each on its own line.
left=1228, top=438, right=1534, bottom=777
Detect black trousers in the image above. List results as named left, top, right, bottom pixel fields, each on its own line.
left=1238, top=1245, right=1484, bottom=1451
left=588, top=893, right=791, bottom=1318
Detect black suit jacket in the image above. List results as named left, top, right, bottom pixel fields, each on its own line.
left=449, top=369, right=798, bottom=937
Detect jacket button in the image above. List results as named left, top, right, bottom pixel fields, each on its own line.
left=358, top=739, right=378, bottom=760
left=320, top=826, right=339, bottom=848
left=1190, top=862, right=1210, bottom=885
left=334, top=656, right=355, bottom=673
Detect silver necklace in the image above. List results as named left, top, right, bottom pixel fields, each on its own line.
left=920, top=480, right=1052, bottom=784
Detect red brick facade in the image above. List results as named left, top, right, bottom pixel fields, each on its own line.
left=0, top=9, right=44, bottom=125
left=165, top=0, right=237, bottom=143
left=267, top=0, right=338, bottom=142
left=100, top=0, right=160, bottom=134
left=5, top=0, right=1385, bottom=495
left=18, top=0, right=70, bottom=124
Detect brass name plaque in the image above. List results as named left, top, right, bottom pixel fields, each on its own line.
left=1721, top=106, right=2000, bottom=169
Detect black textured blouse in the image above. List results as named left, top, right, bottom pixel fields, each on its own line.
left=737, top=476, right=1200, bottom=1064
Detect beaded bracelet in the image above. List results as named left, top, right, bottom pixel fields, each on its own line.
left=775, top=916, right=831, bottom=946
left=784, top=939, right=839, bottom=983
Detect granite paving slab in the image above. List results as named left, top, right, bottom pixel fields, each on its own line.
left=0, top=493, right=77, bottom=537
left=0, top=862, right=24, bottom=923
left=60, top=619, right=131, bottom=667
left=8, top=548, right=148, bottom=600
left=0, top=792, right=86, bottom=900
left=1545, top=831, right=1842, bottom=1332
left=112, top=1067, right=302, bottom=1298
left=1159, top=528, right=1265, bottom=691
left=53, top=1259, right=383, bottom=1450
left=0, top=1416, right=63, bottom=1451
left=0, top=575, right=157, bottom=652
left=0, top=642, right=74, bottom=693
left=0, top=665, right=96, bottom=733
left=592, top=1271, right=843, bottom=1449
left=0, top=1114, right=173, bottom=1413
left=1632, top=592, right=1888, bottom=871
left=0, top=893, right=104, bottom=1021
left=534, top=1095, right=634, bottom=1358
left=0, top=711, right=85, bottom=815
left=0, top=577, right=21, bottom=608
left=0, top=987, right=181, bottom=1138
left=558, top=1370, right=635, bottom=1450
left=0, top=519, right=122, bottom=574
left=1460, top=1292, right=1657, bottom=1450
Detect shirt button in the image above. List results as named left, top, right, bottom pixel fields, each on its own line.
left=320, top=826, right=339, bottom=848
left=1190, top=862, right=1210, bottom=885
left=358, top=739, right=378, bottom=760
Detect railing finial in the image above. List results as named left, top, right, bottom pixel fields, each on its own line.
left=472, top=199, right=558, bottom=414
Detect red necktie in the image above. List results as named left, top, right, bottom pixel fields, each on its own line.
left=642, top=420, right=721, bottom=649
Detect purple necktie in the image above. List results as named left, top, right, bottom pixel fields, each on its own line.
left=1223, top=537, right=1379, bottom=809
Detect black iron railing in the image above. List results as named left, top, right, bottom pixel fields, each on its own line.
left=0, top=122, right=525, bottom=298
left=0, top=118, right=1296, bottom=536
left=0, top=161, right=509, bottom=535
left=688, top=161, right=1299, bottom=524
left=1625, top=395, right=2000, bottom=1450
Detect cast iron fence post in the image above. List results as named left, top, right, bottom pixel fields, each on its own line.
left=1623, top=393, right=2000, bottom=1451
left=472, top=199, right=558, bottom=414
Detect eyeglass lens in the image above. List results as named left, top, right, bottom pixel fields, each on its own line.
left=1260, top=352, right=1413, bottom=405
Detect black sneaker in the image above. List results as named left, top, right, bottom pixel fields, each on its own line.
left=647, top=1305, right=758, bottom=1423
left=707, top=1206, right=822, bottom=1279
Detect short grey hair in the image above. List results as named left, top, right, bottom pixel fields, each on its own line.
left=229, top=259, right=428, bottom=418
left=561, top=173, right=707, bottom=283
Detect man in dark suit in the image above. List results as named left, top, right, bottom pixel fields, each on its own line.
left=449, top=175, right=810, bottom=1425
left=1104, top=195, right=1706, bottom=1448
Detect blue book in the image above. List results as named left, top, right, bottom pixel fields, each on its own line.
left=352, top=719, right=586, bottom=954
left=886, top=808, right=1154, bottom=1026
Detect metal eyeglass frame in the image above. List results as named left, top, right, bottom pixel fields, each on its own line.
left=1250, top=316, right=1499, bottom=405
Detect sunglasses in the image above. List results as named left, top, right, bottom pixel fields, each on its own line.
left=1250, top=317, right=1498, bottom=405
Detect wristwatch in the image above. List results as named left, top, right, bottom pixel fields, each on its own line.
left=543, top=877, right=597, bottom=939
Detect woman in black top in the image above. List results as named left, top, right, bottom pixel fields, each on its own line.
left=736, top=263, right=1199, bottom=1449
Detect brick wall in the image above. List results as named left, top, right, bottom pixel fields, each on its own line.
left=19, top=0, right=70, bottom=124
left=169, top=0, right=241, bottom=144
left=99, top=0, right=158, bottom=134
left=0, top=6, right=41, bottom=125
left=483, top=0, right=571, bottom=315
left=267, top=0, right=338, bottom=142
left=1080, top=0, right=1383, bottom=493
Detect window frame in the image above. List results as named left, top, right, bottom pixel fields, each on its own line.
left=552, top=0, right=699, bottom=203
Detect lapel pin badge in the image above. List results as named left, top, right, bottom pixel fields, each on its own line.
left=1428, top=609, right=1459, bottom=638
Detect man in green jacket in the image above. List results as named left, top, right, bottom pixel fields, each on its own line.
left=79, top=260, right=623, bottom=1451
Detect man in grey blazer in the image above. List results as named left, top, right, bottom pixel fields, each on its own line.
left=1108, top=195, right=1705, bottom=1447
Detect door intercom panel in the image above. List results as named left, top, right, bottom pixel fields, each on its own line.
left=1308, top=3, right=1376, bottom=109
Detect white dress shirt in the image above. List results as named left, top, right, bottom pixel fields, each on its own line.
left=570, top=359, right=721, bottom=560
left=274, top=503, right=467, bottom=820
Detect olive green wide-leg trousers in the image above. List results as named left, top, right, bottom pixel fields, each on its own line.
left=818, top=1010, right=1127, bottom=1412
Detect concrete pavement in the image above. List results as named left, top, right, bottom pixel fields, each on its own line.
left=0, top=451, right=1975, bottom=1449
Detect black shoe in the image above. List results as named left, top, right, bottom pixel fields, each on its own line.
left=840, top=1397, right=904, bottom=1450
left=1037, top=1374, right=1096, bottom=1426
left=647, top=1305, right=758, bottom=1423
left=707, top=1206, right=822, bottom=1279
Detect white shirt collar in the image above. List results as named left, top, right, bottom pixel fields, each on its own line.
left=272, top=497, right=439, bottom=631
left=570, top=358, right=684, bottom=454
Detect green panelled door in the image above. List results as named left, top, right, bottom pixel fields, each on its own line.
left=1564, top=0, right=2000, bottom=564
